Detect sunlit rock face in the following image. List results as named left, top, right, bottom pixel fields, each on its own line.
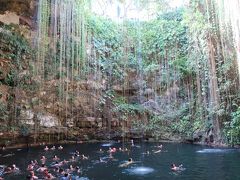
left=20, top=110, right=60, bottom=127
left=38, top=113, right=60, bottom=127
left=0, top=11, right=19, bottom=25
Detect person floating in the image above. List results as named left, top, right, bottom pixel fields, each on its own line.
left=119, top=158, right=134, bottom=167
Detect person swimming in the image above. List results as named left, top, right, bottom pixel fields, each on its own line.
left=40, top=156, right=46, bottom=164
left=109, top=147, right=117, bottom=153
left=70, top=156, right=75, bottom=162
left=3, top=164, right=19, bottom=174
left=29, top=171, right=38, bottom=180
left=171, top=163, right=183, bottom=171
left=153, top=149, right=161, bottom=153
left=36, top=164, right=47, bottom=172
left=58, top=145, right=63, bottom=150
left=75, top=150, right=80, bottom=157
left=119, top=158, right=134, bottom=167
left=75, top=166, right=81, bottom=173
left=131, top=139, right=134, bottom=146
left=53, top=155, right=59, bottom=161
left=81, top=154, right=88, bottom=160
left=50, top=146, right=56, bottom=150
left=44, top=146, right=49, bottom=151
left=27, top=163, right=34, bottom=171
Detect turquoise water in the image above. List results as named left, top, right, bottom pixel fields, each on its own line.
left=0, top=142, right=240, bottom=179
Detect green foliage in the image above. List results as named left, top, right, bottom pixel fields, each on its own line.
left=112, top=96, right=145, bottom=120
left=19, top=124, right=30, bottom=137
left=0, top=24, right=31, bottom=63
left=0, top=102, right=8, bottom=123
left=224, top=107, right=240, bottom=145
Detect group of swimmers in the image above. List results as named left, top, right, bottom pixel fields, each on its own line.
left=44, top=145, right=63, bottom=151
left=0, top=141, right=185, bottom=179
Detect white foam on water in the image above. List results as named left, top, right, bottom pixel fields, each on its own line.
left=101, top=143, right=114, bottom=147
left=196, top=149, right=234, bottom=153
left=124, top=166, right=154, bottom=175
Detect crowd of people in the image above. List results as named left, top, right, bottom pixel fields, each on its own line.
left=0, top=141, right=185, bottom=179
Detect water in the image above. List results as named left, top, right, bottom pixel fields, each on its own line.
left=0, top=142, right=240, bottom=180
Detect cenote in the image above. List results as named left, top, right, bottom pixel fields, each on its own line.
left=1, top=142, right=240, bottom=180
left=1, top=0, right=240, bottom=179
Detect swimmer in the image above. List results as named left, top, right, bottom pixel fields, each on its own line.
left=27, top=163, right=34, bottom=171
left=61, top=159, right=69, bottom=164
left=44, top=146, right=49, bottom=151
left=53, top=155, right=59, bottom=161
left=36, top=164, right=47, bottom=172
left=171, top=163, right=183, bottom=171
left=143, top=151, right=150, bottom=155
left=29, top=171, right=38, bottom=180
left=58, top=145, right=63, bottom=150
left=59, top=168, right=65, bottom=175
left=157, top=144, right=163, bottom=149
left=51, top=161, right=63, bottom=167
left=74, top=150, right=80, bottom=157
left=131, top=139, right=134, bottom=146
left=65, top=165, right=74, bottom=174
left=11, top=164, right=19, bottom=171
left=75, top=166, right=81, bottom=173
left=60, top=173, right=69, bottom=180
left=99, top=148, right=103, bottom=152
left=109, top=147, right=117, bottom=153
left=41, top=156, right=46, bottom=164
left=51, top=146, right=56, bottom=150
left=43, top=169, right=55, bottom=179
left=153, top=149, right=161, bottom=154
left=70, top=156, right=75, bottom=162
left=99, top=157, right=107, bottom=163
left=119, top=158, right=134, bottom=167
left=4, top=164, right=19, bottom=174
left=81, top=154, right=88, bottom=160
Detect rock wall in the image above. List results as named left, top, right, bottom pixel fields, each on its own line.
left=0, top=0, right=146, bottom=148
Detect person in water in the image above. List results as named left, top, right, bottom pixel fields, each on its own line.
left=60, top=173, right=69, bottom=180
left=53, top=155, right=59, bottom=161
left=171, top=163, right=183, bottom=171
left=3, top=164, right=19, bottom=174
left=50, top=146, right=56, bottom=150
left=40, top=156, right=46, bottom=164
left=29, top=171, right=38, bottom=180
left=81, top=154, right=88, bottom=160
left=36, top=164, right=47, bottom=172
left=44, top=146, right=49, bottom=151
left=119, top=158, right=133, bottom=167
left=131, top=139, right=134, bottom=146
left=58, top=145, right=63, bottom=150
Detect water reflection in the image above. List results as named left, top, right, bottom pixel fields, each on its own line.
left=124, top=166, right=154, bottom=175
left=196, top=149, right=235, bottom=153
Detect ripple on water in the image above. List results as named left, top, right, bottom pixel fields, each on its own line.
left=124, top=167, right=154, bottom=176
left=196, top=149, right=234, bottom=153
left=101, top=143, right=114, bottom=147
